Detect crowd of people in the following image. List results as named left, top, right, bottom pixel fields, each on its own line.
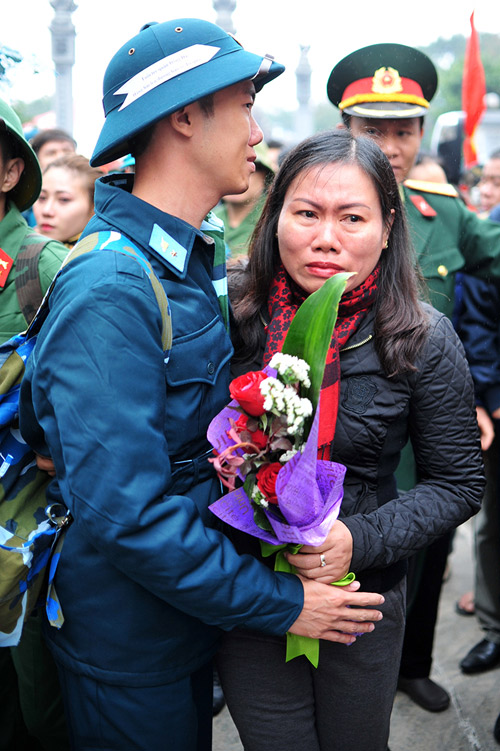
left=0, top=15, right=499, bottom=751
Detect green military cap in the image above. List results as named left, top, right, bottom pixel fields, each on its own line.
left=327, top=43, right=437, bottom=119
left=0, top=98, right=41, bottom=210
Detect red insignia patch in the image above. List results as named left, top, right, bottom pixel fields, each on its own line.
left=409, top=194, right=437, bottom=218
left=0, top=248, right=14, bottom=288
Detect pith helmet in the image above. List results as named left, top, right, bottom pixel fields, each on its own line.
left=327, top=43, right=437, bottom=119
left=91, top=18, right=285, bottom=167
left=0, top=98, right=41, bottom=211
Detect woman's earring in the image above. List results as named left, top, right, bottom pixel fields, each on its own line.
left=383, top=240, right=388, bottom=249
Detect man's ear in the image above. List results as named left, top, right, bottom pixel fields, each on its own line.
left=336, top=122, right=346, bottom=131
left=0, top=158, right=24, bottom=194
left=169, top=105, right=196, bottom=137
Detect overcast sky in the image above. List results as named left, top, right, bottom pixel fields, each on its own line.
left=2, top=0, right=500, bottom=157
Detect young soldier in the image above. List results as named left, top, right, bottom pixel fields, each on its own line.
left=0, top=100, right=68, bottom=342
left=19, top=20, right=384, bottom=750
left=327, top=42, right=500, bottom=714
left=0, top=97, right=69, bottom=750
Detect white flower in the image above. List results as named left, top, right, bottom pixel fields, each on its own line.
left=269, top=353, right=311, bottom=388
left=260, top=377, right=287, bottom=413
left=260, top=377, right=312, bottom=436
left=251, top=485, right=269, bottom=508
left=279, top=447, right=301, bottom=463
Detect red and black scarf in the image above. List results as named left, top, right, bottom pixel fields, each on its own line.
left=263, top=264, right=380, bottom=456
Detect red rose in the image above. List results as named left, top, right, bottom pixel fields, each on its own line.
left=234, top=414, right=249, bottom=431
left=256, top=462, right=282, bottom=505
left=234, top=415, right=268, bottom=451
left=229, top=371, right=268, bottom=417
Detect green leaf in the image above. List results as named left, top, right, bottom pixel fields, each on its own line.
left=243, top=474, right=255, bottom=497
left=281, top=272, right=353, bottom=411
left=253, top=504, right=274, bottom=533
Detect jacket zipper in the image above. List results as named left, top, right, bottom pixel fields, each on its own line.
left=259, top=314, right=373, bottom=353
left=340, top=334, right=373, bottom=353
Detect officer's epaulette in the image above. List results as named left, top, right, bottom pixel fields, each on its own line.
left=403, top=179, right=459, bottom=198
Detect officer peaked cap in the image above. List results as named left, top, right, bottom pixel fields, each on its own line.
left=327, top=43, right=437, bottom=119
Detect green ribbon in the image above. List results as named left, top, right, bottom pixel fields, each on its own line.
left=260, top=541, right=356, bottom=668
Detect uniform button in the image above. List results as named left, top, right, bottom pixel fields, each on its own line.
left=207, top=361, right=215, bottom=375
left=437, top=265, right=448, bottom=277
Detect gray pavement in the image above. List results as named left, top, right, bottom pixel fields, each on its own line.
left=213, top=519, right=500, bottom=750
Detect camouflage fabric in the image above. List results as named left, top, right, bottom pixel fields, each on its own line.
left=0, top=231, right=172, bottom=646
left=201, top=211, right=229, bottom=332
left=0, top=331, right=65, bottom=646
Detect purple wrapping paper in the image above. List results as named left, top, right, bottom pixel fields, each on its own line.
left=208, top=390, right=347, bottom=546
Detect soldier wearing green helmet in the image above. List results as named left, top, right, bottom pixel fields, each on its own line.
left=0, top=97, right=69, bottom=749
left=0, top=98, right=68, bottom=341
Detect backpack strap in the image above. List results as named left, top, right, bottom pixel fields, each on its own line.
left=61, top=231, right=173, bottom=353
left=15, top=232, right=50, bottom=326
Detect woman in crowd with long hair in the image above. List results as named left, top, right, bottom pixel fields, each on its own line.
left=219, top=129, right=484, bottom=751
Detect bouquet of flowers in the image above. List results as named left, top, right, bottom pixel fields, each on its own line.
left=208, top=272, right=354, bottom=666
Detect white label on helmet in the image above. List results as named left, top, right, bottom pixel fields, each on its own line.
left=115, top=44, right=221, bottom=110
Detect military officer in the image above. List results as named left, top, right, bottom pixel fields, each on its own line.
left=327, top=42, right=500, bottom=714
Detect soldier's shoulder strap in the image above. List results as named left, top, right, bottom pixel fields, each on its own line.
left=403, top=180, right=460, bottom=218
left=15, top=231, right=52, bottom=326
left=404, top=179, right=459, bottom=198
left=29, top=231, right=172, bottom=354
left=65, top=231, right=172, bottom=354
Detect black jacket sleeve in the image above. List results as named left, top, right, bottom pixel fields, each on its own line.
left=344, top=313, right=485, bottom=571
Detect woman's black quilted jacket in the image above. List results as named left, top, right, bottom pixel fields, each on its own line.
left=230, top=303, right=484, bottom=593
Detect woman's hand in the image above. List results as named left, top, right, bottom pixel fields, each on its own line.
left=35, top=453, right=56, bottom=476
left=284, top=520, right=353, bottom=584
left=476, top=406, right=495, bottom=452
left=288, top=579, right=384, bottom=644
left=491, top=406, right=500, bottom=421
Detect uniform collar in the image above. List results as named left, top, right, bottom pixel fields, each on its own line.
left=93, top=173, right=213, bottom=279
left=0, top=201, right=29, bottom=260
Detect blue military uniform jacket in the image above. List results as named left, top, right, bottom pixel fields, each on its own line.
left=19, top=174, right=303, bottom=686
left=455, top=274, right=500, bottom=414
left=454, top=205, right=500, bottom=416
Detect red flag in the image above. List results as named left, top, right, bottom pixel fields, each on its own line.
left=462, top=11, right=486, bottom=169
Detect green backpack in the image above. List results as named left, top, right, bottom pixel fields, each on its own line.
left=15, top=230, right=53, bottom=326
left=0, top=231, right=172, bottom=646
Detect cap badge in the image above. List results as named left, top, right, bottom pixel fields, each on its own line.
left=372, top=67, right=403, bottom=95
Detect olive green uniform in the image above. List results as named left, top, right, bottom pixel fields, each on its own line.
left=397, top=180, right=500, bottom=490
left=0, top=202, right=69, bottom=750
left=214, top=194, right=266, bottom=258
left=0, top=202, right=68, bottom=344
left=403, top=179, right=500, bottom=320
